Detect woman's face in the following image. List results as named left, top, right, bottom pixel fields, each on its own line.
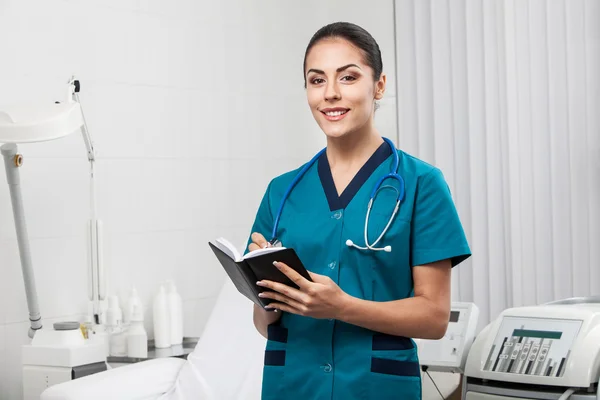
left=305, top=38, right=386, bottom=139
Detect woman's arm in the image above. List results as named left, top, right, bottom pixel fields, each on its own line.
left=257, top=259, right=452, bottom=340
left=253, top=304, right=282, bottom=339
left=336, top=259, right=452, bottom=339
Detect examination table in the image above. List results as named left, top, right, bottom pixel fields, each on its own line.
left=40, top=279, right=461, bottom=399
left=40, top=278, right=267, bottom=400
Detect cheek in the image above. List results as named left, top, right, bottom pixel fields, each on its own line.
left=306, top=89, right=321, bottom=110
left=344, top=86, right=374, bottom=110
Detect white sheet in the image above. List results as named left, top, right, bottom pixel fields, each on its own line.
left=159, top=279, right=266, bottom=400
left=40, top=358, right=186, bottom=400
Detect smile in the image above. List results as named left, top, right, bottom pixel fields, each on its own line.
left=321, top=108, right=350, bottom=121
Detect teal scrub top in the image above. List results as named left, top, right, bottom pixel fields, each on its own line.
left=246, top=141, right=471, bottom=400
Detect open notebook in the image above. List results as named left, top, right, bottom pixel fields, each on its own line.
left=208, top=237, right=312, bottom=309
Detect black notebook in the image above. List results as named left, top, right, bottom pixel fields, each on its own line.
left=208, top=237, right=312, bottom=309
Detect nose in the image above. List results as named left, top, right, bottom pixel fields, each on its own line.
left=324, top=80, right=341, bottom=101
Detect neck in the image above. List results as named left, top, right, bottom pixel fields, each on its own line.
left=326, top=128, right=383, bottom=168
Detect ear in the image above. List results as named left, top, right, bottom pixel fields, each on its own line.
left=374, top=73, right=387, bottom=100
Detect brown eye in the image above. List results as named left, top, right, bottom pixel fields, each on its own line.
left=311, top=78, right=325, bottom=85
left=341, top=75, right=356, bottom=82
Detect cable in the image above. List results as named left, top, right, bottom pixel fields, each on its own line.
left=424, top=368, right=445, bottom=400
left=558, top=388, right=576, bottom=400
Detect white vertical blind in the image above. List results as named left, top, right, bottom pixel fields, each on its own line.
left=394, top=0, right=600, bottom=329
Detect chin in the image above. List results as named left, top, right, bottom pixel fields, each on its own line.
left=318, top=120, right=353, bottom=139
left=321, top=123, right=366, bottom=140
left=322, top=129, right=350, bottom=139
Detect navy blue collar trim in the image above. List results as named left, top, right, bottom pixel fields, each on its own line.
left=318, top=141, right=393, bottom=211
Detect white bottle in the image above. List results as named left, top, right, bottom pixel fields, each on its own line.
left=153, top=284, right=171, bottom=348
left=166, top=280, right=183, bottom=345
left=127, top=304, right=148, bottom=358
left=106, top=295, right=122, bottom=327
left=106, top=295, right=127, bottom=356
left=124, top=286, right=142, bottom=325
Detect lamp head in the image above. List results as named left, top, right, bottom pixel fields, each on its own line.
left=0, top=102, right=84, bottom=144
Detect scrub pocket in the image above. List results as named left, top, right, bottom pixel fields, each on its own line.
left=369, top=333, right=422, bottom=400
left=261, top=323, right=288, bottom=400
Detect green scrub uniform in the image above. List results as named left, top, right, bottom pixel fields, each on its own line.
left=247, top=140, right=471, bottom=400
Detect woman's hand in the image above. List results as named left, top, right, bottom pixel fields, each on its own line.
left=248, top=232, right=270, bottom=252
left=257, top=261, right=351, bottom=320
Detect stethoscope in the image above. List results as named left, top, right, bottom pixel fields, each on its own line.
left=269, top=137, right=405, bottom=253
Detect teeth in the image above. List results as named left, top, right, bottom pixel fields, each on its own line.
left=325, top=110, right=347, bottom=117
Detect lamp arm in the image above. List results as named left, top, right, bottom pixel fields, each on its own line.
left=68, top=77, right=96, bottom=163
left=67, top=77, right=106, bottom=322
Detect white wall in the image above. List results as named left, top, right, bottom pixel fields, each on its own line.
left=0, top=0, right=398, bottom=398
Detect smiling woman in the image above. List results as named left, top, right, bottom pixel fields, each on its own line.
left=246, top=21, right=471, bottom=400
left=303, top=23, right=386, bottom=141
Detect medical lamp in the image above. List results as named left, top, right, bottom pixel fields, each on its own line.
left=0, top=77, right=104, bottom=338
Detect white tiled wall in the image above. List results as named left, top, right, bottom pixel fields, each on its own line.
left=0, top=0, right=397, bottom=398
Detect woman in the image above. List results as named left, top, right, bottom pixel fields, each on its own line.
left=246, top=22, right=471, bottom=400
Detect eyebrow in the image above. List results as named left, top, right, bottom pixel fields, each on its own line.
left=306, top=63, right=362, bottom=76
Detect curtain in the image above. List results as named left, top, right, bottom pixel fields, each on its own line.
left=394, top=0, right=600, bottom=329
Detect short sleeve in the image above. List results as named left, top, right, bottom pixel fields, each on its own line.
left=410, top=168, right=471, bottom=268
left=244, top=181, right=274, bottom=255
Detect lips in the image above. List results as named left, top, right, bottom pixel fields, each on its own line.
left=321, top=107, right=350, bottom=121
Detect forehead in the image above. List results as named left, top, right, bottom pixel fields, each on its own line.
left=305, top=38, right=367, bottom=72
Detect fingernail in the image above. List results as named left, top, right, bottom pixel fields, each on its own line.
left=258, top=293, right=265, bottom=297
left=256, top=281, right=264, bottom=286
left=273, top=261, right=279, bottom=267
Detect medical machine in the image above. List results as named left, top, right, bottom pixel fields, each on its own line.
left=0, top=78, right=107, bottom=398
left=22, top=322, right=107, bottom=400
left=463, top=297, right=600, bottom=400
left=418, top=301, right=479, bottom=373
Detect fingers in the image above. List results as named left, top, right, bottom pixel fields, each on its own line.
left=272, top=261, right=311, bottom=290
left=257, top=279, right=311, bottom=304
left=307, top=271, right=329, bottom=284
left=251, top=232, right=268, bottom=247
left=259, top=291, right=306, bottom=313
left=249, top=232, right=268, bottom=251
left=247, top=232, right=267, bottom=252
left=248, top=243, right=261, bottom=252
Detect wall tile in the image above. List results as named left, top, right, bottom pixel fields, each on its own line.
left=95, top=158, right=192, bottom=235
left=100, top=229, right=227, bottom=310
left=3, top=236, right=89, bottom=324
left=78, top=83, right=192, bottom=160
left=0, top=157, right=89, bottom=240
